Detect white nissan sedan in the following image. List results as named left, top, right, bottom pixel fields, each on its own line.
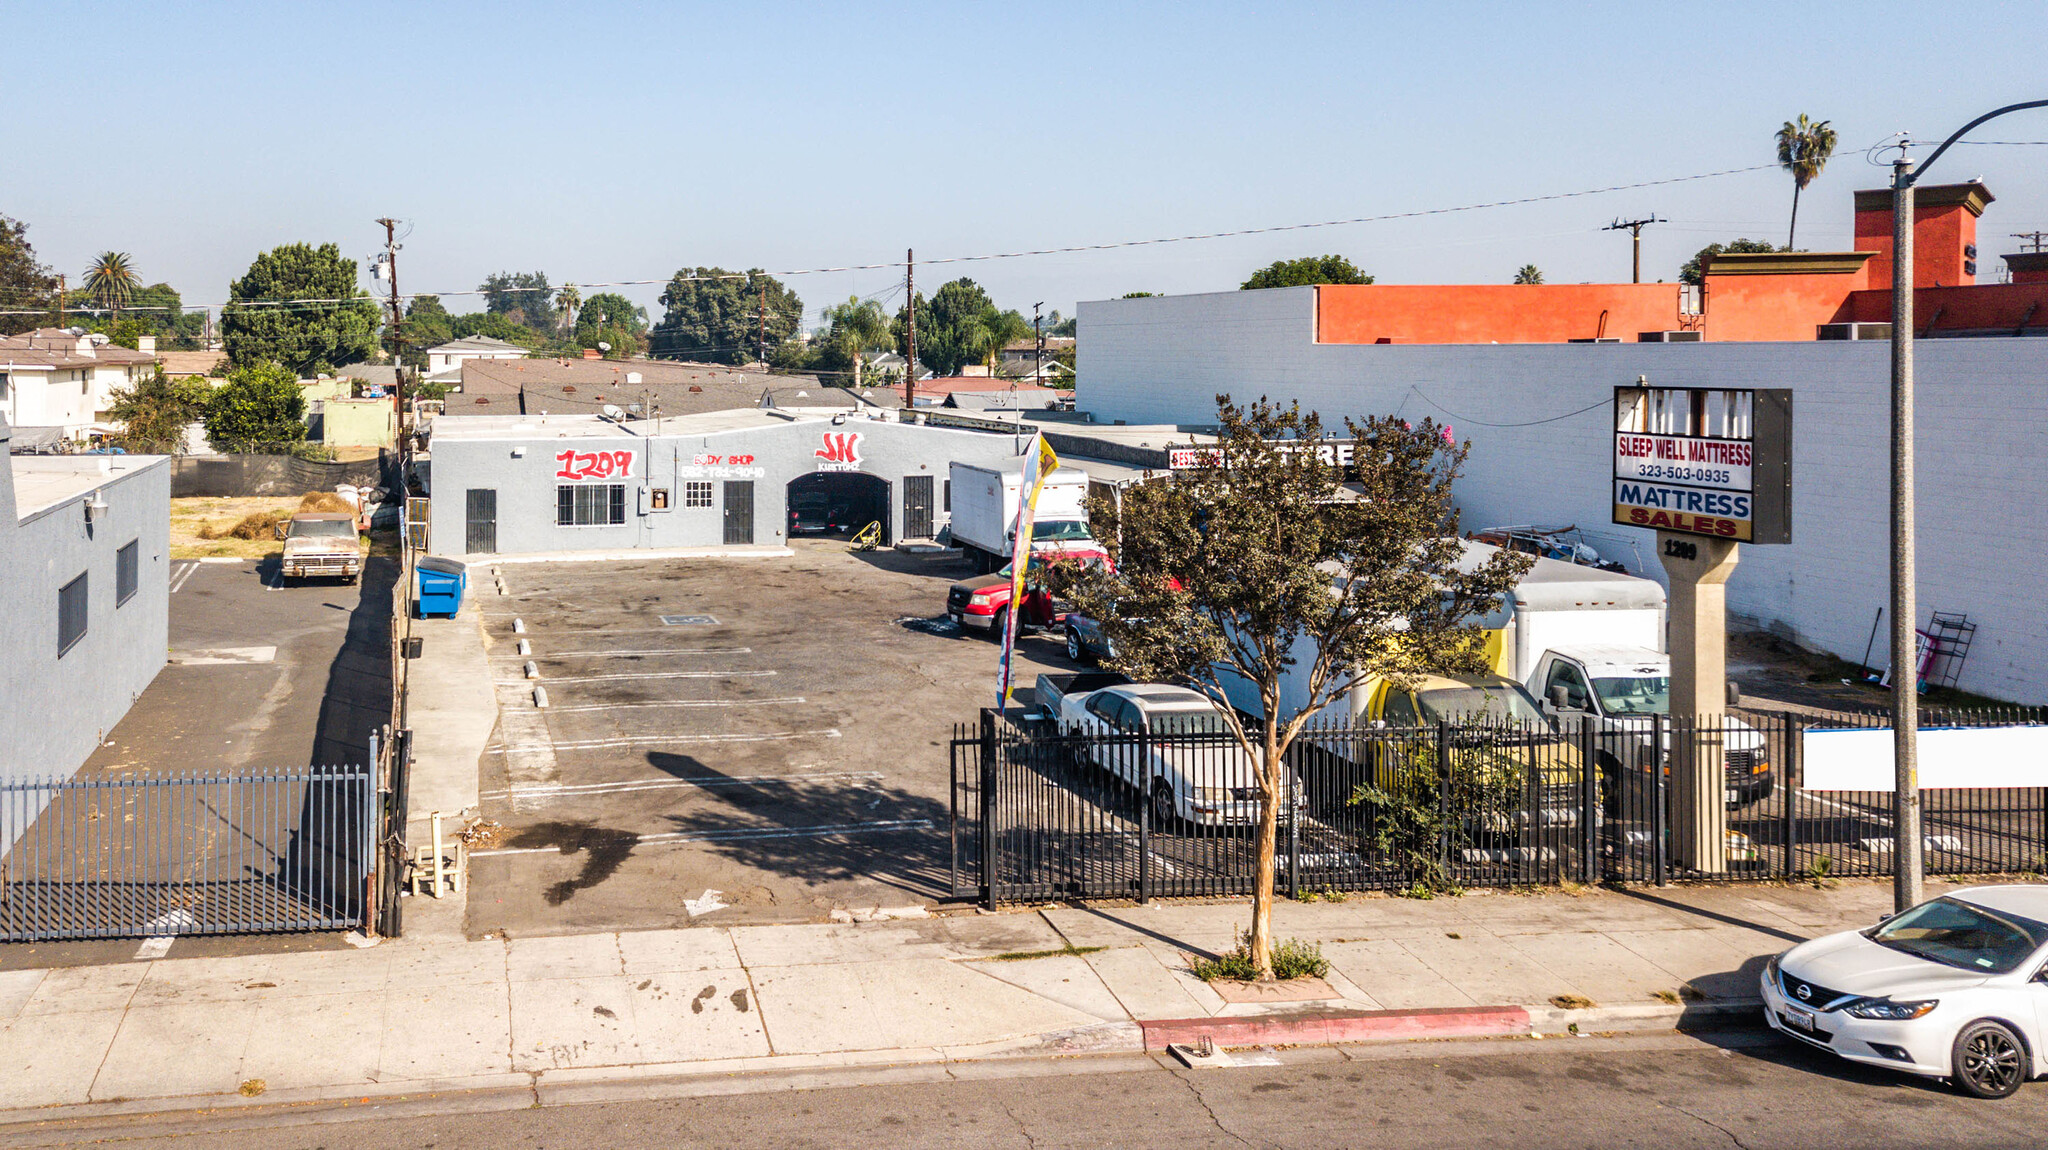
left=1762, top=886, right=2048, bottom=1098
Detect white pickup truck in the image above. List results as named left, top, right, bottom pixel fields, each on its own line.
left=1526, top=645, right=1775, bottom=808
left=1037, top=673, right=1288, bottom=828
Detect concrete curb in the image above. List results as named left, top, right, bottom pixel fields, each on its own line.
left=1141, top=998, right=1767, bottom=1051
left=482, top=547, right=795, bottom=564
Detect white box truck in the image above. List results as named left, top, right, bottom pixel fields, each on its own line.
left=947, top=462, right=1096, bottom=573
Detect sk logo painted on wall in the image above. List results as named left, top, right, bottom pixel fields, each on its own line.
left=815, top=431, right=862, bottom=471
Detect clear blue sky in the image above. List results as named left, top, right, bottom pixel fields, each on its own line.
left=6, top=1, right=2046, bottom=329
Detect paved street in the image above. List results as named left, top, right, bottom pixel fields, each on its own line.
left=22, top=1029, right=2048, bottom=1150
left=464, top=541, right=1082, bottom=936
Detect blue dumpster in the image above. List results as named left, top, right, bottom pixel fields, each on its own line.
left=415, top=556, right=469, bottom=618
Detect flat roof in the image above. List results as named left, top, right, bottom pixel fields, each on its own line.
left=426, top=408, right=818, bottom=443
left=12, top=455, right=167, bottom=521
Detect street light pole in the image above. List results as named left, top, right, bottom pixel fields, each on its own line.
left=1888, top=157, right=1921, bottom=913
left=1883, top=98, right=2048, bottom=913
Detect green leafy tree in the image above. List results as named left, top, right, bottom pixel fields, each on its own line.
left=1513, top=264, right=1544, bottom=284
left=1120, top=291, right=1157, bottom=299
left=222, top=243, right=381, bottom=374
left=203, top=361, right=307, bottom=451
left=651, top=268, right=801, bottom=365
left=1047, top=310, right=1077, bottom=337
left=1776, top=114, right=1838, bottom=250
left=574, top=291, right=649, bottom=357
left=480, top=270, right=552, bottom=327
left=403, top=294, right=455, bottom=361
left=1063, top=396, right=1527, bottom=978
left=892, top=278, right=1025, bottom=376
left=1240, top=256, right=1373, bottom=290
left=449, top=311, right=546, bottom=346
left=0, top=214, right=58, bottom=336
left=1680, top=239, right=1781, bottom=286
left=106, top=368, right=212, bottom=452
left=83, top=251, right=139, bottom=317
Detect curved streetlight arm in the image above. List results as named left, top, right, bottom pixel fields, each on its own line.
left=1901, top=98, right=2048, bottom=187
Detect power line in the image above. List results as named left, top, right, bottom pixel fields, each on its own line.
left=1407, top=387, right=1610, bottom=428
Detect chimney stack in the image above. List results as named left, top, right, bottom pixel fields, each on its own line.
left=581, top=348, right=601, bottom=360
left=1854, top=181, right=1994, bottom=289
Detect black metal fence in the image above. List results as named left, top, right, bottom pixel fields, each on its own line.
left=950, top=706, right=2048, bottom=906
left=0, top=767, right=375, bottom=941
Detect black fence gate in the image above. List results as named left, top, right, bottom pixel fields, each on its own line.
left=951, top=707, right=2048, bottom=907
left=0, top=767, right=376, bottom=940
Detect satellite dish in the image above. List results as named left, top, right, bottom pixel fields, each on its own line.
left=597, top=341, right=612, bottom=353
left=601, top=404, right=625, bottom=420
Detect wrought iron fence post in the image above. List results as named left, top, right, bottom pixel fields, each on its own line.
left=1436, top=719, right=1452, bottom=883
left=979, top=709, right=998, bottom=911
left=1287, top=749, right=1300, bottom=901
left=1783, top=713, right=1801, bottom=880
left=1578, top=717, right=1597, bottom=884
left=1652, top=713, right=1669, bottom=887
left=1138, top=735, right=1153, bottom=905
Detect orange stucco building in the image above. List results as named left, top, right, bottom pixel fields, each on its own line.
left=1309, top=182, right=2048, bottom=346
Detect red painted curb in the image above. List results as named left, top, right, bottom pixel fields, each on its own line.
left=1139, top=1005, right=1532, bottom=1051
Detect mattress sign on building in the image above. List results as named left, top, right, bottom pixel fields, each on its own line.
left=1611, top=385, right=1792, bottom=545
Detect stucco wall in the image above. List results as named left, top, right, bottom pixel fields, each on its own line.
left=1078, top=289, right=2048, bottom=703
left=0, top=456, right=172, bottom=779
left=426, top=417, right=1032, bottom=556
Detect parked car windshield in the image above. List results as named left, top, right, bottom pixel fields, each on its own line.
left=1417, top=684, right=1546, bottom=724
left=1147, top=708, right=1232, bottom=736
left=289, top=519, right=357, bottom=539
left=1592, top=674, right=1670, bottom=715
left=1870, top=897, right=2048, bottom=974
left=1030, top=520, right=1093, bottom=542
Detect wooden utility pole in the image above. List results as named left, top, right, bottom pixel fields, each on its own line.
left=376, top=218, right=406, bottom=413
left=1032, top=302, right=1044, bottom=386
left=1604, top=216, right=1665, bottom=284
left=903, top=249, right=917, bottom=417
left=757, top=280, right=768, bottom=367
left=56, top=274, right=65, bottom=326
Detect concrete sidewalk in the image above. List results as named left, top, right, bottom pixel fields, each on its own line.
left=0, top=876, right=1956, bottom=1122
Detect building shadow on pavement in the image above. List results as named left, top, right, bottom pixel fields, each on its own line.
left=310, top=554, right=398, bottom=768
left=644, top=751, right=955, bottom=902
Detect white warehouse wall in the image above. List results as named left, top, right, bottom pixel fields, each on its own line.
left=1078, top=288, right=2048, bottom=703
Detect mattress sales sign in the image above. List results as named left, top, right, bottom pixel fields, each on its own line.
left=1612, top=386, right=1791, bottom=544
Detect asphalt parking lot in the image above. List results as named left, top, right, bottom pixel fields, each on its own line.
left=1, top=553, right=393, bottom=969
left=464, top=540, right=1076, bottom=937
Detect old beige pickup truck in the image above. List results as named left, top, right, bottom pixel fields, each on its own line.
left=277, top=511, right=363, bottom=583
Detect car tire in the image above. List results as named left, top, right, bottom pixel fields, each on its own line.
left=989, top=607, right=1008, bottom=642
left=1952, top=1020, right=2029, bottom=1099
left=1066, top=630, right=1086, bottom=663
left=1150, top=781, right=1179, bottom=832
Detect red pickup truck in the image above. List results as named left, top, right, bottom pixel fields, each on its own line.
left=946, top=550, right=1108, bottom=640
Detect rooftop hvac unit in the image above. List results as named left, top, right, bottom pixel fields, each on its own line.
left=1816, top=322, right=1893, bottom=340
left=1637, top=330, right=1703, bottom=342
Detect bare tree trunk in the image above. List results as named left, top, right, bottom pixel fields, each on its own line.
left=1249, top=720, right=1281, bottom=980
left=1788, top=183, right=1801, bottom=251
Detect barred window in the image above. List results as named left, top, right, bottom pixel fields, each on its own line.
left=684, top=481, right=713, bottom=508
left=116, top=540, right=140, bottom=606
left=556, top=484, right=625, bottom=526
left=58, top=573, right=88, bottom=656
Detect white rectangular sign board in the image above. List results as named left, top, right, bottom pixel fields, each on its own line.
left=1802, top=726, right=2048, bottom=791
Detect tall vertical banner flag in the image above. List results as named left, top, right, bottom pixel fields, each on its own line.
left=997, top=436, right=1061, bottom=709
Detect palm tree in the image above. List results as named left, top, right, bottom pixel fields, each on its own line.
left=1776, top=115, right=1837, bottom=250
left=966, top=309, right=1033, bottom=373
left=555, top=283, right=581, bottom=337
left=822, top=297, right=892, bottom=387
left=1513, top=264, right=1544, bottom=284
left=83, top=251, right=138, bottom=319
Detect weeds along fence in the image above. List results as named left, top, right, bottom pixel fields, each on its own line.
left=948, top=706, right=2048, bottom=907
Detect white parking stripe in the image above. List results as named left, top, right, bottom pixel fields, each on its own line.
left=470, top=818, right=933, bottom=857
left=481, top=771, right=883, bottom=801
left=489, top=648, right=753, bottom=660
left=488, top=729, right=842, bottom=753
left=547, top=697, right=807, bottom=713
left=168, top=562, right=200, bottom=593
left=489, top=670, right=777, bottom=686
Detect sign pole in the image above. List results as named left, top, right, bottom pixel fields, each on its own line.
left=1889, top=158, right=1923, bottom=912
left=1658, top=532, right=1737, bottom=873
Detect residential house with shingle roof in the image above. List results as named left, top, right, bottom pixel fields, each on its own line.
left=0, top=328, right=159, bottom=441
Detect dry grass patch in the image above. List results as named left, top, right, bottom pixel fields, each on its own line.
left=170, top=493, right=367, bottom=559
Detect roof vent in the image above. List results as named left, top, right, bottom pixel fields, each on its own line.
left=562, top=385, right=577, bottom=393
left=475, top=397, right=490, bottom=404
left=689, top=385, right=702, bottom=393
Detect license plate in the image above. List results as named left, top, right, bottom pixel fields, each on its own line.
left=1783, top=1005, right=1816, bottom=1032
